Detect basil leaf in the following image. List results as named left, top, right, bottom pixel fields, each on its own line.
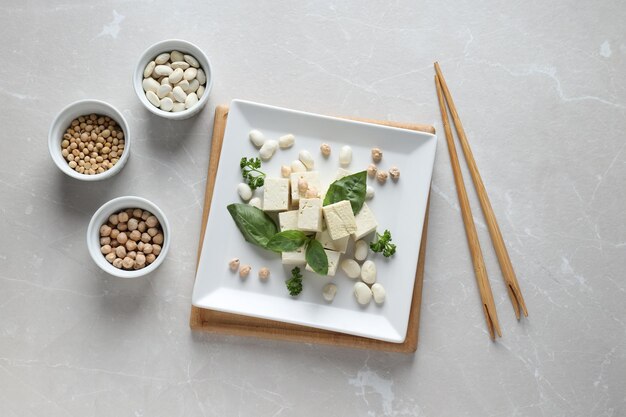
left=305, top=239, right=328, bottom=275
left=323, top=171, right=367, bottom=214
left=266, top=230, right=308, bottom=252
left=227, top=204, right=278, bottom=249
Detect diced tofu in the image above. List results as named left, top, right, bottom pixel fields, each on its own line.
left=353, top=203, right=378, bottom=240
left=263, top=177, right=290, bottom=211
left=316, top=229, right=349, bottom=253
left=335, top=168, right=352, bottom=180
left=282, top=248, right=306, bottom=265
left=322, top=200, right=357, bottom=240
left=298, top=198, right=323, bottom=232
left=290, top=171, right=320, bottom=203
left=278, top=210, right=299, bottom=231
left=306, top=249, right=341, bottom=276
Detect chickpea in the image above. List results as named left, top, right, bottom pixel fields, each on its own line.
left=152, top=233, right=164, bottom=245
left=105, top=252, right=116, bottom=263
left=389, top=166, right=400, bottom=181
left=147, top=227, right=158, bottom=237
left=122, top=257, right=134, bottom=269
left=371, top=147, right=383, bottom=162
left=137, top=241, right=145, bottom=251
left=100, top=237, right=111, bottom=245
left=141, top=233, right=151, bottom=243
left=146, top=216, right=158, bottom=228
left=110, top=229, right=120, bottom=239
left=239, top=265, right=252, bottom=278
left=128, top=218, right=138, bottom=231
left=141, top=211, right=151, bottom=220
left=137, top=221, right=147, bottom=232
left=376, top=170, right=388, bottom=184
left=117, top=222, right=128, bottom=232
left=100, top=245, right=112, bottom=254
left=320, top=143, right=331, bottom=157
left=100, top=225, right=112, bottom=237
left=125, top=240, right=137, bottom=251
left=229, top=258, right=240, bottom=271
left=133, top=208, right=143, bottom=218
left=258, top=267, right=270, bottom=281
left=135, top=253, right=146, bottom=266
left=367, top=164, right=377, bottom=178
left=118, top=212, right=129, bottom=223
left=116, top=232, right=128, bottom=244
left=113, top=258, right=123, bottom=268
left=143, top=244, right=153, bottom=254
left=115, top=246, right=126, bottom=258
left=298, top=179, right=308, bottom=193
left=146, top=253, right=156, bottom=264
left=152, top=244, right=161, bottom=256
left=129, top=230, right=141, bottom=241
left=127, top=251, right=136, bottom=260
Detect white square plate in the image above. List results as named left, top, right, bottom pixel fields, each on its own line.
left=192, top=100, right=436, bottom=343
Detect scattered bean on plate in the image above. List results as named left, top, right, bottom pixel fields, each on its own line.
left=60, top=114, right=125, bottom=175
left=371, top=147, right=383, bottom=162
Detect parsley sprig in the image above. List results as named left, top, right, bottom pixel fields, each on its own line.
left=370, top=229, right=397, bottom=257
left=240, top=157, right=266, bottom=190
left=286, top=267, right=303, bottom=296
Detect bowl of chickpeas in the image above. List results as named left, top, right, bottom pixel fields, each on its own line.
left=48, top=99, right=130, bottom=180
left=87, top=196, right=170, bottom=278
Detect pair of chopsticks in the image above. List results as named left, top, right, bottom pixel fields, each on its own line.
left=434, top=62, right=528, bottom=340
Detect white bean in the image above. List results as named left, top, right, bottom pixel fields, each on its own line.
left=259, top=140, right=278, bottom=160
left=184, top=54, right=200, bottom=68
left=188, top=79, right=200, bottom=93
left=146, top=91, right=160, bottom=107
left=354, top=240, right=369, bottom=261
left=237, top=183, right=253, bottom=201
left=354, top=282, right=372, bottom=305
left=341, top=259, right=361, bottom=279
left=154, top=65, right=173, bottom=76
left=172, top=103, right=186, bottom=112
left=299, top=150, right=314, bottom=170
left=172, top=86, right=187, bottom=103
left=249, top=130, right=265, bottom=148
left=156, top=84, right=172, bottom=99
left=339, top=145, right=352, bottom=166
left=371, top=283, right=386, bottom=304
left=322, top=283, right=337, bottom=302
left=169, top=67, right=184, bottom=84
left=170, top=61, right=190, bottom=70
left=361, top=260, right=377, bottom=284
left=143, top=61, right=156, bottom=78
left=184, top=92, right=198, bottom=109
left=159, top=97, right=174, bottom=111
left=184, top=67, right=197, bottom=81
left=170, top=50, right=184, bottom=62
left=365, top=185, right=375, bottom=200
left=291, top=160, right=306, bottom=173
left=196, top=68, right=207, bottom=85
left=142, top=78, right=160, bottom=93
left=176, top=79, right=190, bottom=92
left=278, top=134, right=295, bottom=149
left=155, top=53, right=170, bottom=64
left=197, top=85, right=205, bottom=98
left=249, top=197, right=262, bottom=209
left=160, top=77, right=170, bottom=85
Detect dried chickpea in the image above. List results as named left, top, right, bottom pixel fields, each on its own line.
left=389, top=166, right=400, bottom=181
left=320, top=143, right=331, bottom=157
left=376, top=170, right=388, bottom=184
left=258, top=267, right=270, bottom=281
left=143, top=243, right=153, bottom=254
left=146, top=253, right=156, bottom=264
left=110, top=229, right=120, bottom=239
left=100, top=237, right=111, bottom=245
left=122, top=257, right=134, bottom=269
left=147, top=227, right=158, bottom=237
left=239, top=265, right=252, bottom=278
left=125, top=240, right=137, bottom=251
left=141, top=211, right=150, bottom=220
left=100, top=245, right=112, bottom=254
left=152, top=244, right=161, bottom=255
left=129, top=230, right=141, bottom=241
left=152, top=233, right=164, bottom=245
left=133, top=208, right=143, bottom=218
left=113, top=258, right=123, bottom=268
left=367, top=164, right=377, bottom=178
left=229, top=258, right=240, bottom=271
left=100, top=225, right=112, bottom=237
left=118, top=212, right=129, bottom=223
left=127, top=251, right=137, bottom=260
left=137, top=221, right=147, bottom=232
left=111, top=240, right=119, bottom=248
left=141, top=233, right=151, bottom=243
left=135, top=253, right=146, bottom=266
left=105, top=252, right=116, bottom=263
left=115, top=246, right=126, bottom=258
left=117, top=232, right=128, bottom=244
left=117, top=222, right=128, bottom=231
left=371, top=147, right=383, bottom=162
left=128, top=218, right=139, bottom=231
left=146, top=216, right=158, bottom=228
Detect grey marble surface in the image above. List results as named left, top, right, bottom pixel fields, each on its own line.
left=1, top=1, right=625, bottom=416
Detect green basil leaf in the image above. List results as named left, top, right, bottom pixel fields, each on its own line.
left=266, top=230, right=308, bottom=252
left=227, top=204, right=278, bottom=249
left=323, top=171, right=367, bottom=214
left=305, top=239, right=328, bottom=275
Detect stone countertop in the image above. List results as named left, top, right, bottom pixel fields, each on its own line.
left=0, top=1, right=624, bottom=416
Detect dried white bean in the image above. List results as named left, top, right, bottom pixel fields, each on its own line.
left=281, top=165, right=292, bottom=178
left=197, top=85, right=205, bottom=98
left=184, top=67, right=197, bottom=81
left=371, top=283, right=386, bottom=304
left=354, top=240, right=369, bottom=261
left=354, top=282, right=372, bottom=305
left=156, top=84, right=172, bottom=99
left=188, top=79, right=199, bottom=93
left=172, top=86, right=187, bottom=103
left=169, top=67, right=184, bottom=84
left=339, top=145, right=352, bottom=166
left=299, top=150, right=314, bottom=170
left=184, top=92, right=198, bottom=109
left=172, top=103, right=186, bottom=112
left=361, top=260, right=377, bottom=284
left=322, top=283, right=337, bottom=302
left=259, top=139, right=278, bottom=160
left=237, top=183, right=253, bottom=201
left=365, top=185, right=375, bottom=200
left=142, top=77, right=160, bottom=93
left=155, top=53, right=170, bottom=64
left=170, top=50, right=184, bottom=62
left=160, top=77, right=170, bottom=85
left=159, top=97, right=174, bottom=111
left=146, top=91, right=160, bottom=107
left=249, top=130, right=266, bottom=148
left=176, top=79, right=190, bottom=92
left=143, top=61, right=156, bottom=78
left=278, top=134, right=295, bottom=149
left=249, top=197, right=262, bottom=209
left=341, top=259, right=361, bottom=279
left=291, top=160, right=306, bottom=173
left=196, top=68, right=206, bottom=85
left=170, top=61, right=190, bottom=70
left=154, top=65, right=173, bottom=76
left=184, top=54, right=200, bottom=68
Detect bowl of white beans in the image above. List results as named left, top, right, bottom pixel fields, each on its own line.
left=48, top=99, right=131, bottom=181
left=87, top=196, right=171, bottom=278
left=134, top=39, right=212, bottom=120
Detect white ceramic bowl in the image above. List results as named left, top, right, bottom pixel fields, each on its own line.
left=87, top=196, right=171, bottom=278
left=134, top=39, right=213, bottom=120
left=48, top=99, right=131, bottom=181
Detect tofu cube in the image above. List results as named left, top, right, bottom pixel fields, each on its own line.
left=335, top=168, right=352, bottom=180
left=290, top=171, right=320, bottom=203
left=282, top=248, right=306, bottom=265
left=316, top=228, right=349, bottom=253
left=297, top=198, right=323, bottom=232
left=278, top=210, right=299, bottom=231
left=322, top=200, right=357, bottom=240
left=263, top=177, right=290, bottom=211
left=353, top=203, right=378, bottom=240
left=306, top=249, right=341, bottom=276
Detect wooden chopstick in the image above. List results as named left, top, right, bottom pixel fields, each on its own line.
left=434, top=62, right=528, bottom=319
left=435, top=74, right=502, bottom=340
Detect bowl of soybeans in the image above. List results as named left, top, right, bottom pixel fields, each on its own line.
left=48, top=99, right=131, bottom=181
left=87, top=196, right=170, bottom=278
left=134, top=39, right=212, bottom=120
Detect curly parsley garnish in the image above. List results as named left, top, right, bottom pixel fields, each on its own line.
left=240, top=157, right=266, bottom=190
left=286, top=266, right=303, bottom=296
left=370, top=229, right=397, bottom=257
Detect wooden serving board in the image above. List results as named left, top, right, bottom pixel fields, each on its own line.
left=189, top=105, right=434, bottom=352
